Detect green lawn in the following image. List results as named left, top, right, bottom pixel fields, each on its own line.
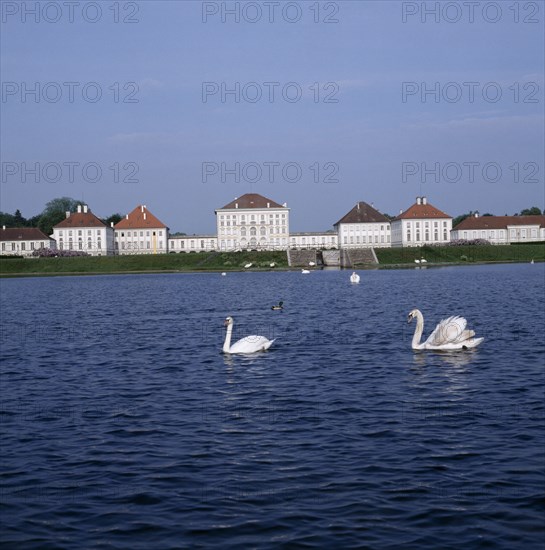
left=0, top=251, right=289, bottom=276
left=375, top=244, right=545, bottom=265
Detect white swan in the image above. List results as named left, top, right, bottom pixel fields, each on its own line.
left=223, top=316, right=275, bottom=354
left=309, top=261, right=315, bottom=266
left=301, top=269, right=310, bottom=274
left=421, top=258, right=427, bottom=263
left=221, top=272, right=226, bottom=276
left=414, top=259, right=420, bottom=264
left=407, top=309, right=484, bottom=350
left=244, top=263, right=252, bottom=269
left=350, top=272, right=360, bottom=283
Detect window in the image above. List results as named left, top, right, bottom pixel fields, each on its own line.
left=31, top=242, right=35, bottom=250
left=88, top=230, right=92, bottom=235
left=12, top=243, right=15, bottom=251
left=21, top=243, right=26, bottom=251
left=78, top=230, right=82, bottom=236
left=140, top=231, right=143, bottom=237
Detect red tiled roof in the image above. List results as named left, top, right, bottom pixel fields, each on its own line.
left=1, top=227, right=53, bottom=241
left=453, top=215, right=545, bottom=231
left=334, top=202, right=389, bottom=226
left=394, top=200, right=451, bottom=220
left=219, top=193, right=285, bottom=210
left=54, top=211, right=106, bottom=229
left=114, top=205, right=168, bottom=229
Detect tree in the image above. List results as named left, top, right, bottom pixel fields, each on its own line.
left=519, top=207, right=542, bottom=216
left=37, top=197, right=79, bottom=236
left=452, top=212, right=473, bottom=228
left=103, top=213, right=123, bottom=226
left=13, top=209, right=25, bottom=226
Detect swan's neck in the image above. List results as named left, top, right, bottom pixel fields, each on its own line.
left=223, top=323, right=233, bottom=353
left=412, top=311, right=425, bottom=349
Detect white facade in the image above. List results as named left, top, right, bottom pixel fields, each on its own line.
left=52, top=205, right=114, bottom=256
left=115, top=228, right=168, bottom=254
left=169, top=235, right=218, bottom=252
left=215, top=194, right=290, bottom=251
left=337, top=222, right=391, bottom=248
left=391, top=197, right=452, bottom=247
left=1, top=227, right=56, bottom=256
left=289, top=232, right=338, bottom=249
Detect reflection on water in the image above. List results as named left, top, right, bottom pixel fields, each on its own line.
left=412, top=350, right=476, bottom=369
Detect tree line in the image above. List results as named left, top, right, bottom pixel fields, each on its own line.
left=0, top=198, right=122, bottom=237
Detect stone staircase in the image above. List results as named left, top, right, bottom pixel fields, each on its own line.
left=341, top=248, right=378, bottom=268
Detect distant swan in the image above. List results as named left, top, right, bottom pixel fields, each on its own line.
left=271, top=301, right=284, bottom=311
left=301, top=269, right=310, bottom=274
left=350, top=272, right=360, bottom=283
left=244, top=263, right=252, bottom=269
left=414, top=259, right=420, bottom=264
left=223, top=316, right=275, bottom=354
left=407, top=309, right=484, bottom=350
left=221, top=272, right=226, bottom=276
left=308, top=261, right=315, bottom=267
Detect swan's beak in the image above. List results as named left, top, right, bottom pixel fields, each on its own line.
left=224, top=319, right=230, bottom=326
left=407, top=314, right=413, bottom=323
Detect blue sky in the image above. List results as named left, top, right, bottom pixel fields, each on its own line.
left=1, top=0, right=544, bottom=233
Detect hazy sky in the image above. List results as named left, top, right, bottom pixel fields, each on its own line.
left=1, top=0, right=544, bottom=233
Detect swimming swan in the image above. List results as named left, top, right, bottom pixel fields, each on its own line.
left=350, top=272, right=360, bottom=283
left=407, top=309, right=484, bottom=350
left=223, top=316, right=275, bottom=354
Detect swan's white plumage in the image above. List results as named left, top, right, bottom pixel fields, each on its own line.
left=350, top=272, right=360, bottom=283
left=408, top=309, right=483, bottom=350
left=301, top=269, right=310, bottom=274
left=223, top=316, right=275, bottom=354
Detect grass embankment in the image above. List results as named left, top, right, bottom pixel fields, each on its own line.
left=0, top=251, right=289, bottom=276
left=375, top=244, right=545, bottom=265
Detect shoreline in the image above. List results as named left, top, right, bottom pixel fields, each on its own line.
left=0, top=259, right=541, bottom=278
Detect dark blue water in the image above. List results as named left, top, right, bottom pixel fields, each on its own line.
left=1, top=264, right=544, bottom=549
